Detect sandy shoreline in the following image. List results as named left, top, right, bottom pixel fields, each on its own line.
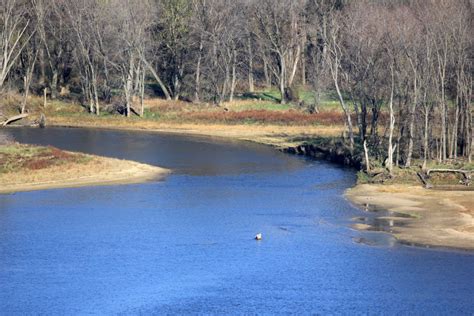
left=0, top=153, right=170, bottom=194
left=346, top=184, right=474, bottom=251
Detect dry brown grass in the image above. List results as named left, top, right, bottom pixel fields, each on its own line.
left=0, top=144, right=90, bottom=174
left=49, top=115, right=344, bottom=149
left=1, top=93, right=345, bottom=148
left=0, top=143, right=169, bottom=193
left=181, top=109, right=346, bottom=125
left=143, top=98, right=191, bottom=111
left=1, top=92, right=350, bottom=129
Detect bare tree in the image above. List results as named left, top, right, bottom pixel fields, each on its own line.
left=0, top=0, right=34, bottom=89
left=19, top=34, right=39, bottom=114
left=63, top=0, right=101, bottom=115
left=33, top=0, right=72, bottom=99
left=191, top=0, right=242, bottom=105
left=326, top=10, right=354, bottom=150
left=103, top=0, right=156, bottom=117
left=153, top=0, right=193, bottom=100
left=252, top=0, right=306, bottom=104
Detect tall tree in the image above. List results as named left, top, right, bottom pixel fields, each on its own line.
left=0, top=0, right=33, bottom=89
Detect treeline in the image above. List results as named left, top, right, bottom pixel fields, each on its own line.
left=0, top=0, right=472, bottom=167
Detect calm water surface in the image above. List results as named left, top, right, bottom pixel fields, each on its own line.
left=1, top=127, right=473, bottom=314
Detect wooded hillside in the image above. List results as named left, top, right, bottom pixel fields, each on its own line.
left=1, top=0, right=472, bottom=168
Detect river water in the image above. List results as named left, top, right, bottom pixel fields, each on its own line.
left=1, top=127, right=473, bottom=314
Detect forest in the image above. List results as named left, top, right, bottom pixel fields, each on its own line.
left=1, top=0, right=473, bottom=172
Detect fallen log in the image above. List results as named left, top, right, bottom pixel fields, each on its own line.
left=417, top=172, right=433, bottom=189
left=425, top=169, right=472, bottom=187
left=1, top=114, right=29, bottom=127
left=427, top=169, right=472, bottom=179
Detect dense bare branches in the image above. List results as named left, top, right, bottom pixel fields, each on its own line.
left=1, top=0, right=472, bottom=165
left=252, top=0, right=306, bottom=104
left=0, top=0, right=33, bottom=89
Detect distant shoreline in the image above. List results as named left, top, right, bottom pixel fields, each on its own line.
left=45, top=116, right=343, bottom=149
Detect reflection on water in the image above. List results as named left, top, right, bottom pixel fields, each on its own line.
left=6, top=127, right=305, bottom=176
left=353, top=203, right=417, bottom=235
left=1, top=127, right=473, bottom=314
left=353, top=234, right=398, bottom=247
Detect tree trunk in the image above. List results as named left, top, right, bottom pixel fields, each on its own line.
left=301, top=32, right=306, bottom=86
left=43, top=88, right=47, bottom=108
left=371, top=103, right=379, bottom=140
left=263, top=56, right=271, bottom=89
left=247, top=37, right=254, bottom=93
left=125, top=54, right=135, bottom=117
left=288, top=44, right=301, bottom=87
left=387, top=65, right=395, bottom=175
left=437, top=47, right=448, bottom=161
left=279, top=55, right=286, bottom=104
left=194, top=37, right=203, bottom=103
left=229, top=48, right=237, bottom=102
left=441, top=91, right=447, bottom=161
left=21, top=57, right=36, bottom=114
left=51, top=70, right=58, bottom=99
left=21, top=75, right=30, bottom=114
left=140, top=55, right=171, bottom=101
left=468, top=78, right=473, bottom=162
left=361, top=102, right=367, bottom=140
left=172, top=71, right=180, bottom=101
left=363, top=140, right=370, bottom=173
left=405, top=61, right=417, bottom=167
left=140, top=68, right=145, bottom=117
left=351, top=95, right=362, bottom=139
left=134, top=62, right=141, bottom=94
left=39, top=48, right=46, bottom=86
left=450, top=102, right=460, bottom=159
left=329, top=58, right=354, bottom=151
left=92, top=76, right=100, bottom=116
left=219, top=62, right=229, bottom=106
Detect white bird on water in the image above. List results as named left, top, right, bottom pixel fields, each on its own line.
left=255, top=233, right=262, bottom=240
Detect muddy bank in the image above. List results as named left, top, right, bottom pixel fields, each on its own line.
left=282, top=142, right=362, bottom=169
left=346, top=184, right=474, bottom=251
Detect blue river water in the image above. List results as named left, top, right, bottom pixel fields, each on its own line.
left=1, top=127, right=473, bottom=314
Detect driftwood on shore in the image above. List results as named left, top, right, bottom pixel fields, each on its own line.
left=426, top=168, right=472, bottom=180
left=417, top=172, right=433, bottom=189
left=418, top=169, right=472, bottom=188
left=1, top=114, right=29, bottom=127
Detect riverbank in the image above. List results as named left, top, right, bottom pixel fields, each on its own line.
left=347, top=184, right=474, bottom=251
left=47, top=115, right=343, bottom=149
left=0, top=144, right=170, bottom=194
left=44, top=118, right=474, bottom=251
left=5, top=114, right=474, bottom=251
